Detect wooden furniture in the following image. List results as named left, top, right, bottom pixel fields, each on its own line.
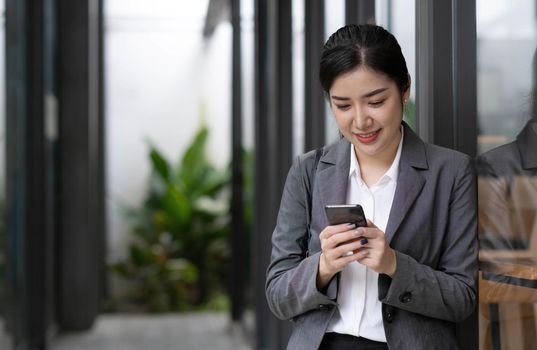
left=478, top=176, right=537, bottom=350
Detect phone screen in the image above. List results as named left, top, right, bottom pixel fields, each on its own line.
left=324, top=204, right=367, bottom=227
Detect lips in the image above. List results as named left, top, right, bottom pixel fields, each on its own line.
left=354, top=129, right=380, bottom=144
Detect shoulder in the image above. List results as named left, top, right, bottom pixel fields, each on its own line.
left=401, top=122, right=472, bottom=173
left=414, top=142, right=475, bottom=182
left=297, top=139, right=341, bottom=167
left=401, top=142, right=476, bottom=183
left=424, top=143, right=472, bottom=166
left=476, top=141, right=520, bottom=176
left=478, top=141, right=518, bottom=163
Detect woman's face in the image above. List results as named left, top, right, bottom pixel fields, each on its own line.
left=329, top=67, right=409, bottom=163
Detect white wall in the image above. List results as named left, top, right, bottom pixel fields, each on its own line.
left=105, top=0, right=231, bottom=264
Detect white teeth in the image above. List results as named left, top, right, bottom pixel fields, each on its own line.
left=358, top=131, right=377, bottom=137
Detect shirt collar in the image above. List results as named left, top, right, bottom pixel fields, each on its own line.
left=349, top=126, right=404, bottom=184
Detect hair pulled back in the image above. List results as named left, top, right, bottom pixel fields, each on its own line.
left=320, top=24, right=410, bottom=95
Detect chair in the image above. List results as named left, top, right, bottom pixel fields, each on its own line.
left=478, top=176, right=537, bottom=350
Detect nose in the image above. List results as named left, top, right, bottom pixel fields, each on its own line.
left=353, top=105, right=372, bottom=130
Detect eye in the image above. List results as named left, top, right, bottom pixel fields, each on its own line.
left=369, top=99, right=385, bottom=107
left=335, top=104, right=351, bottom=111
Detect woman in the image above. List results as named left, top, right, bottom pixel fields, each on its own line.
left=265, top=24, right=477, bottom=350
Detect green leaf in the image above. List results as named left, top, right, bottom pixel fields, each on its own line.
left=178, top=126, right=208, bottom=185
left=130, top=244, right=154, bottom=267
left=149, top=145, right=171, bottom=183
left=162, top=185, right=192, bottom=228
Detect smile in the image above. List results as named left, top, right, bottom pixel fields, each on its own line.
left=353, top=129, right=380, bottom=144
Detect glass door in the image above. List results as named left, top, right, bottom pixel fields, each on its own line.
left=476, top=1, right=537, bottom=349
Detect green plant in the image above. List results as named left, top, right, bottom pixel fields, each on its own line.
left=112, top=125, right=230, bottom=312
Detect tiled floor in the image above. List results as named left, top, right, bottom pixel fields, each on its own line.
left=50, top=312, right=252, bottom=350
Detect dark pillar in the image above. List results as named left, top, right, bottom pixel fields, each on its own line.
left=305, top=0, right=326, bottom=150
left=5, top=0, right=57, bottom=348
left=230, top=0, right=246, bottom=322
left=254, top=0, right=293, bottom=348
left=416, top=0, right=477, bottom=348
left=56, top=0, right=104, bottom=330
left=345, top=0, right=376, bottom=25
left=416, top=0, right=477, bottom=156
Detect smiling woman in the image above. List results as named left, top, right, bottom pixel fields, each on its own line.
left=328, top=67, right=408, bottom=185
left=265, top=24, right=478, bottom=350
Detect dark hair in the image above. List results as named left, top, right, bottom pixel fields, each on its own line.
left=320, top=24, right=410, bottom=95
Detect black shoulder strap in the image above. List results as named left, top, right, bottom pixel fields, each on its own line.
left=310, top=147, right=322, bottom=205
left=305, top=147, right=322, bottom=257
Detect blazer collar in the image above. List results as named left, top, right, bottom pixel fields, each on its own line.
left=316, top=121, right=428, bottom=243
left=317, top=136, right=351, bottom=210
left=384, top=122, right=427, bottom=243
left=516, top=119, right=537, bottom=170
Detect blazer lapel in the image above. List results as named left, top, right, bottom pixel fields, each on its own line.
left=316, top=123, right=428, bottom=243
left=317, top=138, right=351, bottom=209
left=385, top=123, right=428, bottom=244
left=516, top=119, right=537, bottom=170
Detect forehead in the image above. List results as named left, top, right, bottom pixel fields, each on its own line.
left=329, top=67, right=395, bottom=95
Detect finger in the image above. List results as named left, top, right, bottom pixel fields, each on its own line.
left=355, top=226, right=384, bottom=239
left=320, top=223, right=356, bottom=240
left=325, top=228, right=362, bottom=248
left=333, top=239, right=369, bottom=258
left=353, top=247, right=370, bottom=261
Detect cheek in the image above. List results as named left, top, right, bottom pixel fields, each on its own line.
left=332, top=111, right=352, bottom=128
left=372, top=104, right=402, bottom=123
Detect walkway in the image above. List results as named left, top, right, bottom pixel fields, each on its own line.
left=50, top=312, right=252, bottom=350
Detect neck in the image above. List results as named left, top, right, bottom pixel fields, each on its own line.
left=355, top=128, right=402, bottom=171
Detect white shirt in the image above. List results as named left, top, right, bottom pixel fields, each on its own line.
left=326, top=127, right=404, bottom=342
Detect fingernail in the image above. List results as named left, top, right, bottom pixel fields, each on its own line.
left=353, top=229, right=360, bottom=237
left=347, top=223, right=356, bottom=229
left=360, top=238, right=368, bottom=245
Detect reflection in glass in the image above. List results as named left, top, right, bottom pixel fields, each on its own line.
left=476, top=1, right=537, bottom=348
left=477, top=0, right=537, bottom=154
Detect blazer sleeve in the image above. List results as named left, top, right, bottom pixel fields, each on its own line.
left=265, top=155, right=337, bottom=321
left=378, top=156, right=478, bottom=322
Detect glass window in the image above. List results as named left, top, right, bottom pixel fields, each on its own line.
left=103, top=0, right=233, bottom=325
left=292, top=0, right=305, bottom=156
left=377, top=0, right=416, bottom=130
left=241, top=0, right=255, bottom=335
left=324, top=0, right=345, bottom=144
left=476, top=1, right=537, bottom=349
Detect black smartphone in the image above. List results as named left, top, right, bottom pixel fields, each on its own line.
left=324, top=204, right=367, bottom=227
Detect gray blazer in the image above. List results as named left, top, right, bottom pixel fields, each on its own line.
left=266, top=122, right=478, bottom=350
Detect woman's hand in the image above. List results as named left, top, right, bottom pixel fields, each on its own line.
left=355, top=220, right=397, bottom=277
left=316, top=223, right=368, bottom=290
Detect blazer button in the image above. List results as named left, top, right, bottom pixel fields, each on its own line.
left=399, top=291, right=412, bottom=304
left=386, top=312, right=393, bottom=323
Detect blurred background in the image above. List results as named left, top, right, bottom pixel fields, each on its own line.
left=0, top=0, right=536, bottom=349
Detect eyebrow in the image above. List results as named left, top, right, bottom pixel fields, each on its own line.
left=331, top=87, right=389, bottom=100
